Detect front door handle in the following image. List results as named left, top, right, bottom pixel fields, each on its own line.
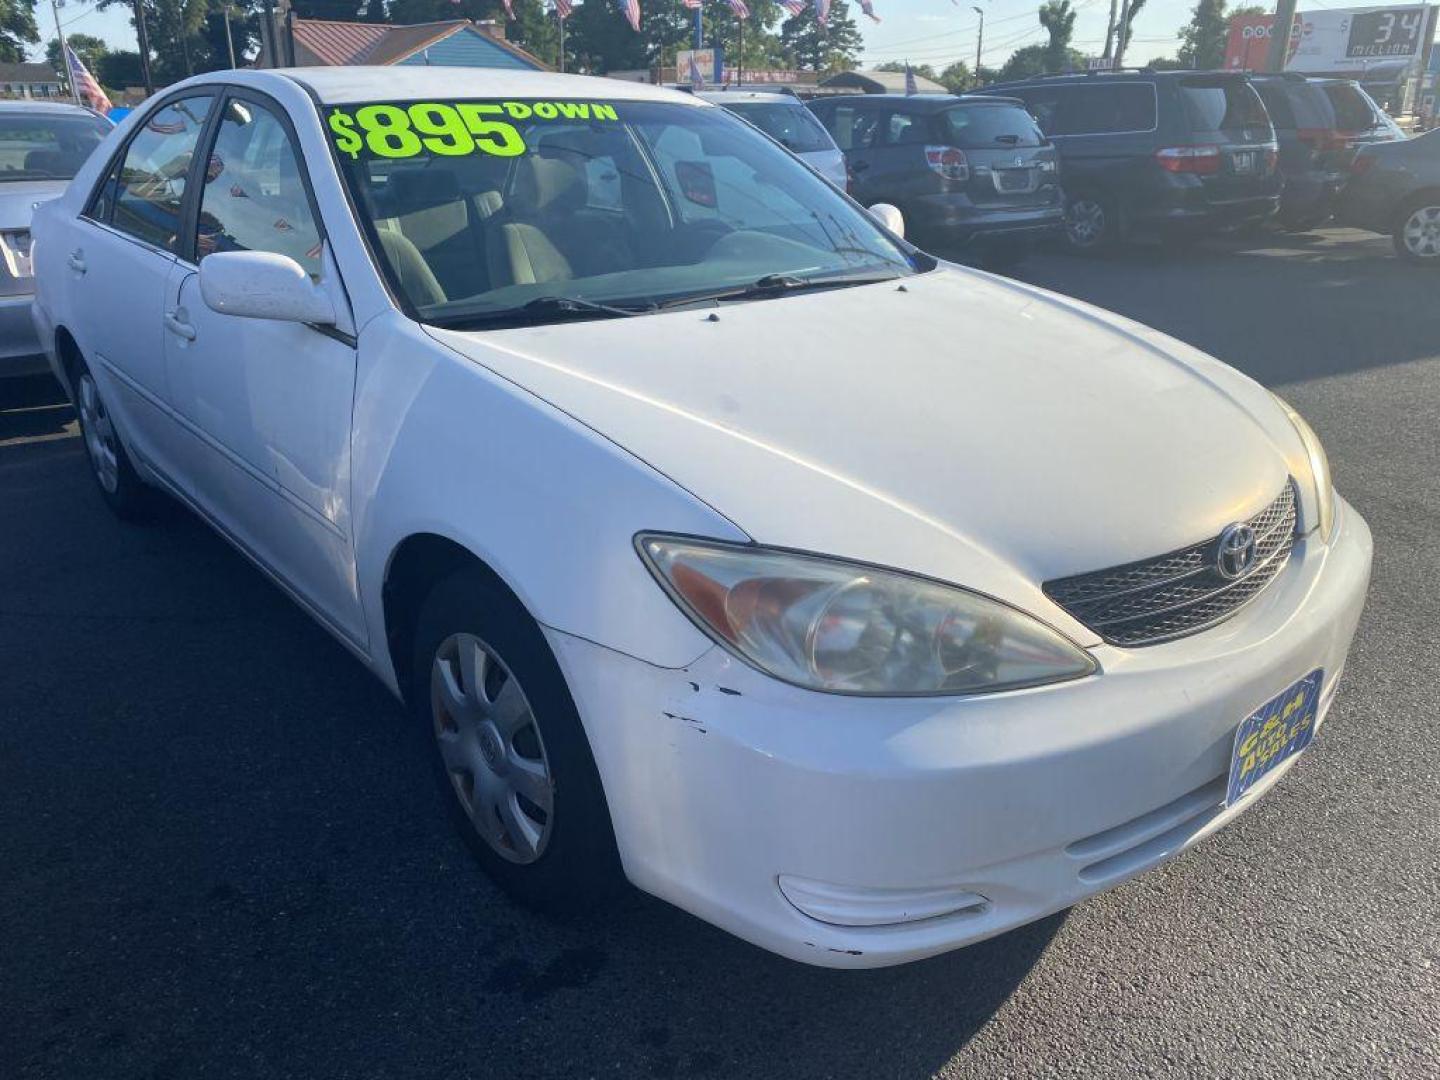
left=164, top=309, right=196, bottom=341
left=67, top=250, right=86, bottom=274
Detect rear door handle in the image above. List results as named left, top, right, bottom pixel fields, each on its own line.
left=164, top=310, right=196, bottom=341
left=67, top=250, right=86, bottom=274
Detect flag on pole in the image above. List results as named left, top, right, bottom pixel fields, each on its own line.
left=857, top=0, right=879, bottom=20
left=779, top=0, right=805, bottom=13
left=727, top=0, right=750, bottom=15
left=554, top=0, right=573, bottom=16
left=815, top=0, right=831, bottom=22
left=621, top=0, right=641, bottom=30
left=688, top=54, right=705, bottom=89
left=65, top=46, right=111, bottom=113
left=500, top=0, right=514, bottom=17
left=904, top=61, right=918, bottom=95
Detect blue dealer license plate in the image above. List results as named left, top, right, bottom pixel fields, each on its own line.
left=1226, top=668, right=1324, bottom=806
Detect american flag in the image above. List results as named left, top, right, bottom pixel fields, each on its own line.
left=815, top=0, right=831, bottom=22
left=688, top=54, right=705, bottom=89
left=727, top=0, right=749, bottom=16
left=779, top=0, right=806, bottom=14
left=857, top=0, right=880, bottom=20
left=682, top=0, right=701, bottom=7
left=904, top=62, right=918, bottom=95
left=554, top=0, right=572, bottom=16
left=621, top=0, right=641, bottom=30
left=65, top=45, right=110, bottom=113
left=500, top=0, right=514, bottom=17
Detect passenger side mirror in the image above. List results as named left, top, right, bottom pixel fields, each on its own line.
left=867, top=203, right=905, bottom=239
left=198, top=250, right=335, bottom=326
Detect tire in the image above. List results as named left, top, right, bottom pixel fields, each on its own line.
left=1392, top=196, right=1440, bottom=265
left=73, top=357, right=156, bottom=521
left=410, top=565, right=623, bottom=913
left=1063, top=192, right=1116, bottom=254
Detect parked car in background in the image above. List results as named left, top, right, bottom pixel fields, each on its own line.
left=1249, top=74, right=1359, bottom=230
left=807, top=93, right=1062, bottom=266
left=1335, top=129, right=1440, bottom=264
left=0, top=100, right=110, bottom=378
left=978, top=71, right=1281, bottom=252
left=1315, top=79, right=1408, bottom=146
left=696, top=89, right=847, bottom=189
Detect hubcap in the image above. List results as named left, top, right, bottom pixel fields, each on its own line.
left=1403, top=206, right=1440, bottom=258
left=77, top=373, right=119, bottom=494
left=1068, top=199, right=1105, bottom=247
left=430, top=633, right=554, bottom=864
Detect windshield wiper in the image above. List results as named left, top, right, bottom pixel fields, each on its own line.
left=432, top=294, right=655, bottom=330
left=654, top=269, right=903, bottom=310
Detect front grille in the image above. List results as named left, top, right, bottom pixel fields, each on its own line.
left=1044, top=483, right=1299, bottom=647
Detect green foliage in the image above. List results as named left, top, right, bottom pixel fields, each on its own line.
left=1146, top=54, right=1187, bottom=70
left=779, top=0, right=862, bottom=73
left=0, top=0, right=38, bottom=64
left=1177, top=0, right=1229, bottom=70
left=938, top=59, right=972, bottom=93
left=98, top=49, right=146, bottom=87
left=47, top=32, right=107, bottom=73
left=1038, top=0, right=1076, bottom=74
left=996, top=42, right=1083, bottom=82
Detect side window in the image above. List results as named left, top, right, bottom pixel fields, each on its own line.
left=1020, top=91, right=1064, bottom=137
left=195, top=97, right=322, bottom=277
left=583, top=155, right=623, bottom=211
left=883, top=111, right=930, bottom=145
left=108, top=95, right=215, bottom=252
left=1059, top=84, right=1156, bottom=136
left=826, top=106, right=880, bottom=151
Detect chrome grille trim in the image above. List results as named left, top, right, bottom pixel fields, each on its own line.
left=1045, top=483, right=1299, bottom=647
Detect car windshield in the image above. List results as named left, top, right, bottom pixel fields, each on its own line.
left=0, top=112, right=110, bottom=181
left=939, top=104, right=1045, bottom=148
left=720, top=101, right=835, bottom=154
left=327, top=98, right=917, bottom=327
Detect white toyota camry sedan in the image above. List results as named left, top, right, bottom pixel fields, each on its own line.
left=31, top=67, right=1372, bottom=968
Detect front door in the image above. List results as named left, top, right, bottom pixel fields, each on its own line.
left=161, top=90, right=367, bottom=647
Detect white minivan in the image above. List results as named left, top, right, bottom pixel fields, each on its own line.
left=31, top=67, right=1371, bottom=968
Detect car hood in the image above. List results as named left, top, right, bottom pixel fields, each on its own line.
left=427, top=267, right=1299, bottom=640
left=0, top=179, right=69, bottom=230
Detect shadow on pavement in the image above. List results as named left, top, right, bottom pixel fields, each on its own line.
left=0, top=374, right=72, bottom=444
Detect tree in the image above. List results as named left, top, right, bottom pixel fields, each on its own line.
left=780, top=0, right=862, bottom=73
left=938, top=59, right=972, bottom=92
left=1176, top=0, right=1228, bottom=70
left=0, top=0, right=38, bottom=63
left=47, top=32, right=107, bottom=74
left=1038, top=0, right=1076, bottom=75
left=1114, top=0, right=1145, bottom=62
left=96, top=0, right=238, bottom=82
left=875, top=60, right=936, bottom=81
left=97, top=49, right=145, bottom=87
left=996, top=41, right=1082, bottom=81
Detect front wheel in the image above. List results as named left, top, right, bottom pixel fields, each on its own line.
left=411, top=566, right=623, bottom=912
left=1064, top=193, right=1116, bottom=253
left=1393, top=197, right=1440, bottom=264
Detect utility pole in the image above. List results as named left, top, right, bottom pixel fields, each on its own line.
left=50, top=0, right=83, bottom=106
left=223, top=5, right=236, bottom=68
left=557, top=7, right=565, bottom=73
left=1114, top=0, right=1131, bottom=65
left=973, top=6, right=984, bottom=82
left=1266, top=0, right=1298, bottom=72
left=132, top=0, right=154, bottom=95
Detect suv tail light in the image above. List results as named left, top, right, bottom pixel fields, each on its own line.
left=924, top=145, right=969, bottom=182
left=1154, top=145, right=1221, bottom=175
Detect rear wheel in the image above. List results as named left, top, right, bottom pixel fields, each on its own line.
left=74, top=362, right=155, bottom=520
left=1393, top=196, right=1440, bottom=264
left=411, top=565, right=623, bottom=912
left=1063, top=193, right=1115, bottom=253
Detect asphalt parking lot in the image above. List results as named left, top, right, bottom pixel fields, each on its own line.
left=2, top=227, right=1437, bottom=1079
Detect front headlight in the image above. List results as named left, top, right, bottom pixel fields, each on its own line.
left=1274, top=395, right=1335, bottom=541
left=637, top=535, right=1097, bottom=697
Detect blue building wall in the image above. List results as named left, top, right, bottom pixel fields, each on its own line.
left=397, top=28, right=541, bottom=70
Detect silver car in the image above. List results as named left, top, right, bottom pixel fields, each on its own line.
left=0, top=100, right=111, bottom=377
left=697, top=89, right=848, bottom=189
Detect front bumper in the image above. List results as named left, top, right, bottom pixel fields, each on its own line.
left=549, top=497, right=1372, bottom=968
left=0, top=291, right=46, bottom=377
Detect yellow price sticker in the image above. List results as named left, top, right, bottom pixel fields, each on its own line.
left=327, top=100, right=620, bottom=161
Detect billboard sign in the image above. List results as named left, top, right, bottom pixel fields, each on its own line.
left=1226, top=6, right=1437, bottom=74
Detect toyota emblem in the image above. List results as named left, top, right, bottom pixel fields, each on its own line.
left=1215, top=523, right=1258, bottom=580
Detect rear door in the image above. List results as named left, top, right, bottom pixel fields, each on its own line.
left=1174, top=75, right=1278, bottom=201
left=935, top=102, right=1058, bottom=209
left=1016, top=82, right=1158, bottom=209
left=814, top=102, right=883, bottom=202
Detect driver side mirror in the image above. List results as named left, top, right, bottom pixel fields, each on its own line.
left=199, top=250, right=335, bottom=326
left=868, top=203, right=905, bottom=239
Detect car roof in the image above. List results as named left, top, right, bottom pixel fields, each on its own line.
left=270, top=66, right=705, bottom=107
left=0, top=99, right=106, bottom=118
left=985, top=69, right=1243, bottom=91
left=812, top=93, right=1020, bottom=111
left=695, top=90, right=798, bottom=105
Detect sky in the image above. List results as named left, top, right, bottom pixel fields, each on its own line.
left=31, top=0, right=1199, bottom=72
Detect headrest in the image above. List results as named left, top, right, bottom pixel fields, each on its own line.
left=512, top=154, right=586, bottom=216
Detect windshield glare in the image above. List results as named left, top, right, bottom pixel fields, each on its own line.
left=331, top=99, right=917, bottom=325
left=0, top=113, right=110, bottom=181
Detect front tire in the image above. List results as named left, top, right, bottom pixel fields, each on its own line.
left=1064, top=192, right=1116, bottom=253
left=1393, top=196, right=1440, bottom=264
left=411, top=565, right=623, bottom=913
left=74, top=361, right=155, bottom=521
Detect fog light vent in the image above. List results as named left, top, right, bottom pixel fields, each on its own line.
left=778, top=875, right=990, bottom=928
